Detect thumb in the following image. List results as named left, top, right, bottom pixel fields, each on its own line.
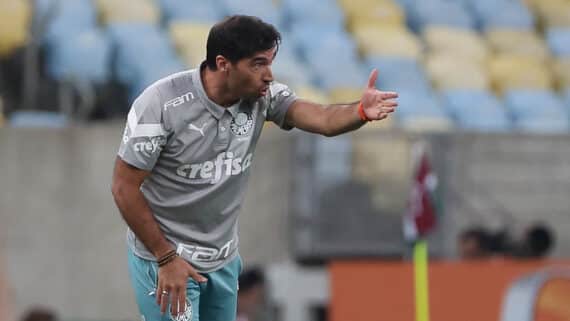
left=367, top=69, right=378, bottom=89
left=189, top=268, right=208, bottom=283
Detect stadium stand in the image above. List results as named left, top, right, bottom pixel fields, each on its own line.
left=486, top=29, right=550, bottom=61
left=96, top=0, right=160, bottom=25
left=423, top=26, right=489, bottom=63
left=504, top=89, right=569, bottom=133
left=441, top=90, right=511, bottom=132
left=395, top=90, right=454, bottom=132
left=169, top=21, right=212, bottom=68
left=159, top=0, right=224, bottom=23
left=0, top=0, right=565, bottom=133
left=546, top=28, right=570, bottom=56
left=352, top=25, right=422, bottom=60
left=467, top=0, right=535, bottom=30
left=0, top=0, right=31, bottom=58
left=367, top=57, right=431, bottom=94
left=425, top=53, right=490, bottom=91
left=526, top=0, right=570, bottom=29
left=489, top=54, right=553, bottom=93
left=407, top=0, right=477, bottom=31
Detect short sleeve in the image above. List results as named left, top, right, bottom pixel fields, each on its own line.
left=118, top=87, right=169, bottom=171
left=266, top=82, right=297, bottom=130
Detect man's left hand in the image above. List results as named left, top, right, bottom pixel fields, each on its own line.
left=360, top=69, right=399, bottom=121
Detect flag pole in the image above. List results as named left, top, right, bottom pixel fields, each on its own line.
left=413, top=239, right=430, bottom=321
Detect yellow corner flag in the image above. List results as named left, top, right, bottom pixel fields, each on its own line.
left=413, top=240, right=430, bottom=321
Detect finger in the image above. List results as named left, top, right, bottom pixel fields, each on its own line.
left=189, top=269, right=208, bottom=283
left=170, top=287, right=180, bottom=317
left=382, top=100, right=398, bottom=108
left=160, top=288, right=169, bottom=314
left=155, top=284, right=162, bottom=306
left=381, top=107, right=396, bottom=114
left=378, top=91, right=398, bottom=100
left=178, top=288, right=187, bottom=317
left=367, top=69, right=378, bottom=89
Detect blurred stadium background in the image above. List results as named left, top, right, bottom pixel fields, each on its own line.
left=0, top=0, right=570, bottom=320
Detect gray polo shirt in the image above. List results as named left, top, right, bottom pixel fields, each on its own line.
left=117, top=65, right=297, bottom=272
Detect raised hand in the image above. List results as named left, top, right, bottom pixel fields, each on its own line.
left=360, top=69, right=399, bottom=121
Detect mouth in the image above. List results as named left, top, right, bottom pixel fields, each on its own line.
left=259, top=86, right=269, bottom=96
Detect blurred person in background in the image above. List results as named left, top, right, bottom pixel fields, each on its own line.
left=511, top=223, right=555, bottom=259
left=19, top=307, right=57, bottom=321
left=236, top=267, right=266, bottom=321
left=111, top=15, right=398, bottom=321
left=457, top=227, right=491, bottom=259
left=459, top=223, right=556, bottom=260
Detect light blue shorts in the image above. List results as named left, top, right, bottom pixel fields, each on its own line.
left=127, top=248, right=242, bottom=321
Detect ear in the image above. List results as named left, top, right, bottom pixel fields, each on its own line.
left=216, top=55, right=229, bottom=72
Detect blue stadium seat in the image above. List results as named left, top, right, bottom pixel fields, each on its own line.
left=290, top=24, right=355, bottom=61
left=441, top=90, right=511, bottom=131
left=396, top=90, right=449, bottom=119
left=221, top=0, right=281, bottom=27
left=158, top=0, right=224, bottom=22
left=9, top=111, right=68, bottom=128
left=290, top=25, right=362, bottom=89
left=367, top=57, right=432, bottom=94
left=281, top=0, right=345, bottom=30
left=312, top=60, right=367, bottom=90
left=46, top=29, right=112, bottom=83
left=564, top=89, right=570, bottom=109
left=395, top=91, right=454, bottom=130
left=465, top=0, right=534, bottom=30
left=394, top=0, right=414, bottom=12
left=546, top=28, right=570, bottom=57
left=407, top=0, right=476, bottom=31
left=504, top=90, right=569, bottom=133
left=271, top=34, right=313, bottom=85
left=504, top=90, right=567, bottom=119
left=272, top=53, right=313, bottom=87
left=107, top=23, right=185, bottom=100
left=38, top=0, right=97, bottom=43
left=130, top=62, right=186, bottom=101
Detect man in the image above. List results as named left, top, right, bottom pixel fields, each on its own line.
left=19, top=308, right=58, bottom=321
left=112, top=15, right=397, bottom=321
left=236, top=267, right=265, bottom=321
left=457, top=227, right=491, bottom=259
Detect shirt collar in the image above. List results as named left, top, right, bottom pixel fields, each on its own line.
left=192, top=62, right=240, bottom=119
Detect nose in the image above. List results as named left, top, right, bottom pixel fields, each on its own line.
left=263, top=67, right=273, bottom=83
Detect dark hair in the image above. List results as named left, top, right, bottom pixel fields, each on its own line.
left=459, top=227, right=489, bottom=244
left=238, top=267, right=265, bottom=293
left=206, top=15, right=281, bottom=70
left=525, top=224, right=554, bottom=257
left=20, top=308, right=57, bottom=321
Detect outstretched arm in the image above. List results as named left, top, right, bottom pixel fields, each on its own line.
left=284, top=69, right=398, bottom=137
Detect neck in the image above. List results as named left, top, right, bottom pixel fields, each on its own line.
left=201, top=66, right=240, bottom=107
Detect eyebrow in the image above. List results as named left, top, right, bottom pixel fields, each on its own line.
left=252, top=57, right=269, bottom=63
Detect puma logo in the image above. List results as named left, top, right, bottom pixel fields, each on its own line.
left=188, top=123, right=206, bottom=137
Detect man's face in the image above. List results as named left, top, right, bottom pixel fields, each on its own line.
left=227, top=47, right=276, bottom=99
left=459, top=236, right=484, bottom=259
